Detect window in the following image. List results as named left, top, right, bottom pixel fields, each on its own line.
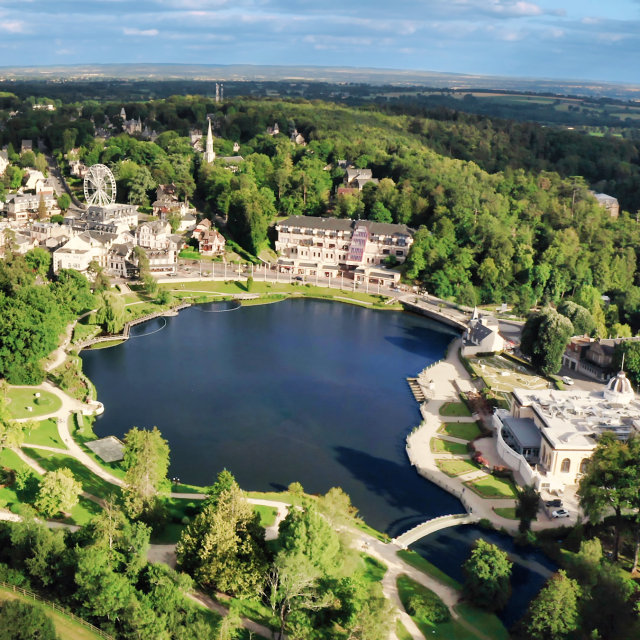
left=579, top=459, right=589, bottom=474
left=396, top=250, right=404, bottom=256
left=560, top=458, right=571, bottom=473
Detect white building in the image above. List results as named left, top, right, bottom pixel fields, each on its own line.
left=136, top=220, right=183, bottom=274
left=343, top=168, right=379, bottom=191
left=462, top=309, right=505, bottom=356
left=493, top=372, right=640, bottom=494
left=4, top=193, right=57, bottom=221
left=0, top=150, right=9, bottom=176
left=203, top=119, right=216, bottom=164
left=23, top=170, right=46, bottom=191
left=275, top=216, right=413, bottom=272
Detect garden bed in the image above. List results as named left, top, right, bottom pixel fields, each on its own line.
left=435, top=458, right=481, bottom=477
left=430, top=438, right=469, bottom=455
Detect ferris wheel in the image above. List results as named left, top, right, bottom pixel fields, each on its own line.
left=83, top=164, right=116, bottom=206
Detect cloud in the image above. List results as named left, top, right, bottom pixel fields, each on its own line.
left=0, top=20, right=26, bottom=33
left=123, top=27, right=159, bottom=36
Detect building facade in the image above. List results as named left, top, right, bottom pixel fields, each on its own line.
left=275, top=216, right=413, bottom=273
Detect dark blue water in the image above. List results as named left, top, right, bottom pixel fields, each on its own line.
left=411, top=525, right=557, bottom=628
left=82, top=298, right=463, bottom=535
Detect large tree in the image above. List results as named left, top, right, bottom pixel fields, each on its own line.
left=95, top=290, right=125, bottom=334
left=462, top=539, right=512, bottom=611
left=35, top=468, right=82, bottom=517
left=524, top=571, right=580, bottom=640
left=557, top=300, right=595, bottom=336
left=122, top=426, right=170, bottom=520
left=176, top=477, right=268, bottom=597
left=578, top=432, right=638, bottom=562
left=520, top=307, right=574, bottom=375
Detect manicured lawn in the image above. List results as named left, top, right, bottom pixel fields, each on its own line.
left=23, top=448, right=120, bottom=501
left=397, top=549, right=462, bottom=591
left=0, top=586, right=106, bottom=640
left=246, top=490, right=311, bottom=507
left=23, top=418, right=67, bottom=449
left=171, top=482, right=207, bottom=494
left=437, top=422, right=482, bottom=441
left=396, top=575, right=477, bottom=640
left=162, top=280, right=392, bottom=306
left=253, top=504, right=278, bottom=528
left=354, top=520, right=388, bottom=542
left=88, top=340, right=125, bottom=350
left=466, top=475, right=519, bottom=499
left=396, top=620, right=414, bottom=640
left=494, top=507, right=518, bottom=519
left=6, top=387, right=62, bottom=419
left=360, top=554, right=387, bottom=583
left=435, top=458, right=481, bottom=477
left=72, top=319, right=99, bottom=344
left=0, top=448, right=42, bottom=510
left=431, top=438, right=468, bottom=455
left=439, top=402, right=472, bottom=417
left=455, top=603, right=510, bottom=640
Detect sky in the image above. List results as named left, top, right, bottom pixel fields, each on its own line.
left=1, top=0, right=640, bottom=83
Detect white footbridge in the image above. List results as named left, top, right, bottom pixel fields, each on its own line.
left=393, top=513, right=478, bottom=548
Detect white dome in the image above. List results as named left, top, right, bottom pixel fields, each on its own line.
left=604, top=371, right=635, bottom=405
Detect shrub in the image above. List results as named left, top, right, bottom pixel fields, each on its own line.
left=34, top=396, right=51, bottom=406
left=478, top=518, right=495, bottom=530
left=407, top=594, right=450, bottom=623
left=466, top=441, right=477, bottom=454
left=491, top=466, right=514, bottom=480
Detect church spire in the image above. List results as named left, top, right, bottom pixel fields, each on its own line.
left=203, top=118, right=215, bottom=164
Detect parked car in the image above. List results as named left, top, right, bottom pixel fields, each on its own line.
left=552, top=509, right=570, bottom=518
left=545, top=499, right=563, bottom=508
left=294, top=276, right=303, bottom=281
left=562, top=376, right=574, bottom=385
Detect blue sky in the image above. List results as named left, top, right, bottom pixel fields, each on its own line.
left=1, top=0, right=640, bottom=82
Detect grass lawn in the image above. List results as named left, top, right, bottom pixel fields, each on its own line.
left=354, top=520, right=388, bottom=542
left=0, top=586, right=105, bottom=640
left=88, top=340, right=125, bottom=350
left=435, top=458, right=481, bottom=477
left=494, top=507, right=518, bottom=519
left=6, top=388, right=62, bottom=419
left=396, top=575, right=477, bottom=640
left=466, top=475, right=519, bottom=499
left=396, top=620, right=414, bottom=640
left=23, top=448, right=120, bottom=501
left=397, top=549, right=462, bottom=591
left=360, top=554, right=387, bottom=583
left=439, top=402, right=472, bottom=417
left=171, top=482, right=207, bottom=494
left=431, top=438, right=469, bottom=455
left=72, top=319, right=99, bottom=344
left=23, top=418, right=67, bottom=449
left=455, top=603, right=510, bottom=640
left=437, top=422, right=482, bottom=441
left=246, top=490, right=311, bottom=507
left=161, top=280, right=393, bottom=307
left=253, top=504, right=278, bottom=528
left=0, top=448, right=42, bottom=510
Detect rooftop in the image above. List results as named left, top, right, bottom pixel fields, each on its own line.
left=512, top=384, right=640, bottom=450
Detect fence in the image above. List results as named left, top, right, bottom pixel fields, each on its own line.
left=0, top=580, right=114, bottom=640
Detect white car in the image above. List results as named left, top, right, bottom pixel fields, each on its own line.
left=552, top=509, right=570, bottom=519
left=562, top=376, right=574, bottom=386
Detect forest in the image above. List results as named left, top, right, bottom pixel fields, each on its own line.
left=3, top=91, right=640, bottom=339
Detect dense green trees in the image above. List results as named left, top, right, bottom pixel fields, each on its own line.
left=462, top=539, right=512, bottom=611
left=95, top=290, right=124, bottom=334
left=0, top=600, right=59, bottom=640
left=520, top=308, right=574, bottom=375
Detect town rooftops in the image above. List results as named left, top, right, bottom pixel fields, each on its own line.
left=277, top=215, right=413, bottom=237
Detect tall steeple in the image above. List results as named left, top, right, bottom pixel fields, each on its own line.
left=203, top=118, right=215, bottom=164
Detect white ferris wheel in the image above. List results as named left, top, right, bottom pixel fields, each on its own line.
left=83, top=164, right=116, bottom=206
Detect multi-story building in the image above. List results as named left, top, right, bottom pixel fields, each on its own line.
left=4, top=193, right=57, bottom=221
left=275, top=216, right=413, bottom=270
left=562, top=336, right=640, bottom=382
left=136, top=220, right=183, bottom=274
left=84, top=204, right=138, bottom=233
left=493, top=372, right=640, bottom=494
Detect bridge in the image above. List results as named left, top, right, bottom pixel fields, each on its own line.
left=401, top=299, right=469, bottom=332
left=393, top=513, right=478, bottom=548
left=76, top=303, right=191, bottom=349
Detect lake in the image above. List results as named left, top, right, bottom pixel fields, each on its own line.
left=82, top=298, right=463, bottom=536
left=82, top=297, right=556, bottom=627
